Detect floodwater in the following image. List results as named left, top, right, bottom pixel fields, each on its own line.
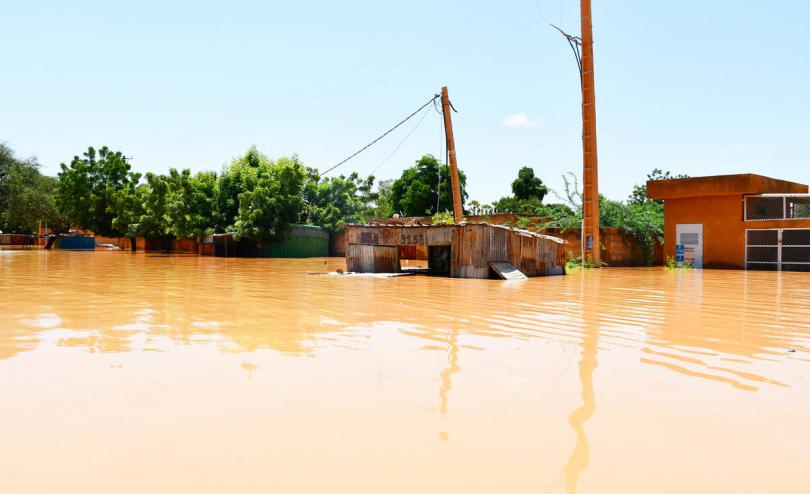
left=1, top=252, right=809, bottom=493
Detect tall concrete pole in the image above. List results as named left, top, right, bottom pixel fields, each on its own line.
left=441, top=86, right=464, bottom=223
left=580, top=0, right=600, bottom=265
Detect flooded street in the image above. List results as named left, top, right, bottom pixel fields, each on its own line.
left=1, top=251, right=809, bottom=493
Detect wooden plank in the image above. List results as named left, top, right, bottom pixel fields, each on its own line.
left=488, top=262, right=528, bottom=280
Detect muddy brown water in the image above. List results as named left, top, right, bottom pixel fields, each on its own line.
left=1, top=251, right=809, bottom=493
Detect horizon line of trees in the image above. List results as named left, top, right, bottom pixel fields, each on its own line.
left=1, top=141, right=675, bottom=264
left=1, top=144, right=473, bottom=242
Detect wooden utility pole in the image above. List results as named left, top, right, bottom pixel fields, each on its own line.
left=580, top=0, right=600, bottom=265
left=441, top=86, right=464, bottom=223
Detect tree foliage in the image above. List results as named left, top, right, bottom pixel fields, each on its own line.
left=511, top=166, right=548, bottom=201
left=390, top=154, right=467, bottom=217
left=165, top=169, right=219, bottom=238
left=371, top=179, right=395, bottom=220
left=57, top=146, right=139, bottom=236
left=629, top=168, right=688, bottom=205
left=600, top=196, right=664, bottom=265
left=109, top=175, right=144, bottom=240
left=491, top=166, right=550, bottom=219
left=229, top=154, right=305, bottom=241
left=0, top=144, right=61, bottom=233
left=301, top=169, right=377, bottom=231
left=53, top=145, right=310, bottom=242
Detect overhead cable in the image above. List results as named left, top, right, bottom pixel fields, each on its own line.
left=371, top=104, right=434, bottom=176
left=322, top=94, right=440, bottom=176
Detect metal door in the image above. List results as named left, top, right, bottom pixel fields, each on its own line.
left=676, top=224, right=703, bottom=268
left=747, top=228, right=810, bottom=271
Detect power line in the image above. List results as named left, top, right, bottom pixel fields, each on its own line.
left=153, top=0, right=541, bottom=153
left=281, top=19, right=539, bottom=122
left=322, top=94, right=440, bottom=176
left=371, top=104, right=434, bottom=176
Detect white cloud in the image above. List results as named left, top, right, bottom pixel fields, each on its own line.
left=501, top=112, right=538, bottom=129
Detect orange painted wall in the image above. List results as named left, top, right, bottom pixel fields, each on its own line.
left=663, top=195, right=810, bottom=269
left=539, top=227, right=663, bottom=266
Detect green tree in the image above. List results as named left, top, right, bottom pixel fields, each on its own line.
left=56, top=146, right=138, bottom=236
left=390, top=154, right=467, bottom=217
left=0, top=144, right=61, bottom=233
left=109, top=176, right=145, bottom=249
left=230, top=154, right=306, bottom=241
left=215, top=146, right=267, bottom=229
left=494, top=196, right=544, bottom=215
left=629, top=169, right=688, bottom=205
left=137, top=173, right=170, bottom=238
left=302, top=169, right=377, bottom=231
left=511, top=166, right=548, bottom=201
left=371, top=179, right=395, bottom=219
left=599, top=195, right=664, bottom=265
left=165, top=169, right=218, bottom=238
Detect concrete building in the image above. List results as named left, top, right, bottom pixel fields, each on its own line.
left=647, top=174, right=810, bottom=270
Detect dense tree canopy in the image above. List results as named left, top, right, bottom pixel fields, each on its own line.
left=230, top=154, right=306, bottom=241
left=511, top=166, right=548, bottom=201
left=55, top=145, right=307, bottom=242
left=301, top=169, right=377, bottom=231
left=390, top=154, right=467, bottom=217
left=57, top=146, right=139, bottom=236
left=2, top=140, right=672, bottom=266
left=0, top=144, right=60, bottom=233
left=491, top=166, right=549, bottom=217
left=165, top=169, right=218, bottom=238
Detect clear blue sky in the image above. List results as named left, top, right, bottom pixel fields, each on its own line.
left=2, top=0, right=808, bottom=203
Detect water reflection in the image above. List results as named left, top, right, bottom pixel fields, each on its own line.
left=438, top=329, right=460, bottom=441
left=1, top=253, right=808, bottom=388
left=562, top=274, right=599, bottom=493
left=2, top=252, right=810, bottom=493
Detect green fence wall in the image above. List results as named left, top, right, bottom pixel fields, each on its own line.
left=265, top=225, right=329, bottom=258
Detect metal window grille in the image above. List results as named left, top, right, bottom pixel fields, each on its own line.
left=745, top=228, right=810, bottom=271
left=787, top=196, right=810, bottom=219
left=744, top=194, right=810, bottom=221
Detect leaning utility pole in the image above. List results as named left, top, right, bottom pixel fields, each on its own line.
left=441, top=86, right=464, bottom=223
left=579, top=0, right=600, bottom=265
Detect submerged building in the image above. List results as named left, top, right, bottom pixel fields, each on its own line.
left=345, top=223, right=566, bottom=279
left=647, top=174, right=810, bottom=270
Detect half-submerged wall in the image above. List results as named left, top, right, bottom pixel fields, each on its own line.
left=212, top=225, right=329, bottom=258
left=345, top=223, right=565, bottom=279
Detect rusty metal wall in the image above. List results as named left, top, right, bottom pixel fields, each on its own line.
left=346, top=225, right=452, bottom=247
left=346, top=224, right=565, bottom=278
left=346, top=244, right=400, bottom=273
left=450, top=224, right=490, bottom=278
left=489, top=226, right=508, bottom=261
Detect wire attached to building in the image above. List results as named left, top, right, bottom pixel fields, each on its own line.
left=322, top=94, right=441, bottom=176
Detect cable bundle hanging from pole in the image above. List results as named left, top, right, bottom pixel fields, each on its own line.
left=322, top=94, right=441, bottom=176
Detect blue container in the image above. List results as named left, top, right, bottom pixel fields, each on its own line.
left=57, top=236, right=95, bottom=250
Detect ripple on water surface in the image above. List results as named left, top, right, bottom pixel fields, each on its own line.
left=1, top=251, right=809, bottom=493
